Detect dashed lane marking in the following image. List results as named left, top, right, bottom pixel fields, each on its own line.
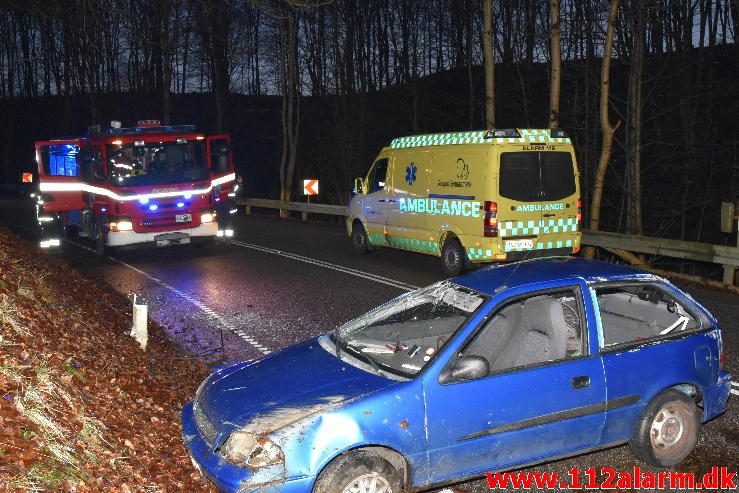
left=731, top=381, right=738, bottom=396
left=229, top=240, right=418, bottom=292
left=69, top=241, right=271, bottom=355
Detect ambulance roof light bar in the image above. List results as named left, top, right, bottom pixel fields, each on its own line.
left=550, top=128, right=568, bottom=138
left=483, top=129, right=521, bottom=139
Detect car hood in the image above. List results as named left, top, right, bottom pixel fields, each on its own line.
left=197, top=338, right=397, bottom=435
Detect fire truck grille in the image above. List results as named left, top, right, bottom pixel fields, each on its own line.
left=140, top=216, right=190, bottom=228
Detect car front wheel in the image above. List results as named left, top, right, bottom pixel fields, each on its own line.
left=630, top=389, right=699, bottom=467
left=313, top=450, right=402, bottom=493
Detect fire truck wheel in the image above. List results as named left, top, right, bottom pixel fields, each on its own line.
left=58, top=213, right=76, bottom=239
left=94, top=216, right=108, bottom=256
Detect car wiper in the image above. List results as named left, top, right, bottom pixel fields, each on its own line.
left=350, top=345, right=385, bottom=377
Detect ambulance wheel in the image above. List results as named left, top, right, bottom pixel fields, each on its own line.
left=352, top=223, right=371, bottom=255
left=441, top=238, right=468, bottom=277
left=630, top=389, right=699, bottom=467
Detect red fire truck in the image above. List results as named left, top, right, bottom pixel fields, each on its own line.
left=34, top=120, right=237, bottom=254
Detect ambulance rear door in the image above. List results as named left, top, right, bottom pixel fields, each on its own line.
left=497, top=148, right=578, bottom=255
left=36, top=139, right=86, bottom=213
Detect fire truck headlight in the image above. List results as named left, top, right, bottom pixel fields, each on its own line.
left=201, top=212, right=215, bottom=224
left=110, top=220, right=133, bottom=232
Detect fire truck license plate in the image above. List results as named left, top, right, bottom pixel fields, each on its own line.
left=176, top=214, right=192, bottom=223
left=506, top=239, right=534, bottom=250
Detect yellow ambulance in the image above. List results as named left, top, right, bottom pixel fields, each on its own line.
left=347, top=128, right=581, bottom=276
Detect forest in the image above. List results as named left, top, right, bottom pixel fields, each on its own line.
left=0, top=0, right=737, bottom=245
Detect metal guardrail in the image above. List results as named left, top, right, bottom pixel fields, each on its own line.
left=237, top=197, right=739, bottom=285
left=239, top=198, right=347, bottom=219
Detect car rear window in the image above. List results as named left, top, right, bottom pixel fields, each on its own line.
left=500, top=152, right=575, bottom=202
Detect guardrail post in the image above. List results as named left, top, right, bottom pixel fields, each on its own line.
left=302, top=211, right=308, bottom=221
left=723, top=265, right=736, bottom=286
left=245, top=205, right=251, bottom=215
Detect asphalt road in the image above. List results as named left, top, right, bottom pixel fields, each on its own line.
left=1, top=195, right=737, bottom=492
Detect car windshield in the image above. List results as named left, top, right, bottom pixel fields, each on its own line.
left=332, top=282, right=486, bottom=378
left=107, top=141, right=208, bottom=187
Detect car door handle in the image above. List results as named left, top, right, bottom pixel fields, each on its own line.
left=378, top=199, right=386, bottom=202
left=571, top=376, right=590, bottom=389
left=387, top=199, right=396, bottom=203
left=543, top=213, right=556, bottom=217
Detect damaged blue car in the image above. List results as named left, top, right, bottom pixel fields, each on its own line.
left=182, top=258, right=731, bottom=492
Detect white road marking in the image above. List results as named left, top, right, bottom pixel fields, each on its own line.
left=731, top=389, right=739, bottom=396
left=69, top=241, right=271, bottom=355
left=732, top=381, right=739, bottom=388
left=229, top=240, right=418, bottom=292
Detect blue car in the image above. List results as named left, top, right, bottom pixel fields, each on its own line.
left=182, top=258, right=731, bottom=493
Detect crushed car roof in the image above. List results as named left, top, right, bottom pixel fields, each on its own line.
left=454, top=257, right=659, bottom=296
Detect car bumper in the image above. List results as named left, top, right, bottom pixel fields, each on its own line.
left=703, top=370, right=732, bottom=421
left=181, top=402, right=315, bottom=493
left=108, top=222, right=218, bottom=247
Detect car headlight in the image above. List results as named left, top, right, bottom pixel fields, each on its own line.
left=201, top=211, right=215, bottom=223
left=221, top=431, right=284, bottom=468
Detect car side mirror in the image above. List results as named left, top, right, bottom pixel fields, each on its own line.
left=354, top=177, right=365, bottom=195
left=449, top=356, right=489, bottom=382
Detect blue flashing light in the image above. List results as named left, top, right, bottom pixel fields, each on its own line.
left=139, top=198, right=150, bottom=205
left=101, top=207, right=108, bottom=212
left=148, top=204, right=158, bottom=211
left=184, top=194, right=192, bottom=199
left=177, top=202, right=185, bottom=208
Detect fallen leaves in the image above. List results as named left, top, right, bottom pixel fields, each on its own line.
left=0, top=227, right=215, bottom=492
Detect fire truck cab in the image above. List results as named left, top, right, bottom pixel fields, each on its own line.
left=34, top=120, right=237, bottom=253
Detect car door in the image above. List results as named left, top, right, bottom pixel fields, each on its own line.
left=362, top=156, right=391, bottom=244
left=591, top=282, right=712, bottom=445
left=420, top=282, right=606, bottom=486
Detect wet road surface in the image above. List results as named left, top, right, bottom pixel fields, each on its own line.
left=1, top=195, right=737, bottom=492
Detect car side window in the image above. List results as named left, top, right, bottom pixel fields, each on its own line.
left=367, top=158, right=388, bottom=193
left=595, top=284, right=701, bottom=348
left=461, top=288, right=585, bottom=375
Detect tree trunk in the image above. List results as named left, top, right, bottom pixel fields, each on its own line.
left=626, top=0, right=645, bottom=235
left=483, top=0, right=495, bottom=128
left=549, top=0, right=561, bottom=129
left=585, top=0, right=621, bottom=259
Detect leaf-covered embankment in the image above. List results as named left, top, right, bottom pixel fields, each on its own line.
left=0, top=227, right=216, bottom=492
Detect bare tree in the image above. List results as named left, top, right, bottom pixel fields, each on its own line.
left=586, top=0, right=621, bottom=258
left=549, top=0, right=561, bottom=129
left=483, top=0, right=495, bottom=128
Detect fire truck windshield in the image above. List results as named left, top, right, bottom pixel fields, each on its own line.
left=107, top=141, right=208, bottom=187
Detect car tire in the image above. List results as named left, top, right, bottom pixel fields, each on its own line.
left=352, top=223, right=372, bottom=255
left=629, top=389, right=700, bottom=467
left=314, top=450, right=402, bottom=493
left=441, top=238, right=468, bottom=277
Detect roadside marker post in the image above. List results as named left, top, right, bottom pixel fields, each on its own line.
left=302, top=179, right=319, bottom=221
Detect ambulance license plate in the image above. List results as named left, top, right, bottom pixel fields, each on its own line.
left=176, top=214, right=192, bottom=223
left=506, top=239, right=534, bottom=250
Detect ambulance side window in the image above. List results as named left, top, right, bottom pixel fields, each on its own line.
left=368, top=158, right=388, bottom=193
